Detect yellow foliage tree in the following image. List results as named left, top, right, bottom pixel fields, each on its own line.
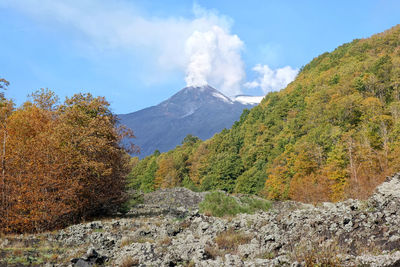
left=0, top=89, right=133, bottom=233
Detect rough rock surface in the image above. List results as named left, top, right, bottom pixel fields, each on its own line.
left=2, top=174, right=400, bottom=266
left=126, top=187, right=207, bottom=218
left=143, top=187, right=207, bottom=209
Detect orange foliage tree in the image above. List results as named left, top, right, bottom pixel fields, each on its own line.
left=0, top=87, right=133, bottom=233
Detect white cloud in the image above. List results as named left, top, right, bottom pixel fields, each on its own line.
left=1, top=0, right=245, bottom=95
left=245, top=64, right=298, bottom=93
left=185, top=26, right=244, bottom=96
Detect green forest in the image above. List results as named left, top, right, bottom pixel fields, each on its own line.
left=128, top=25, right=400, bottom=203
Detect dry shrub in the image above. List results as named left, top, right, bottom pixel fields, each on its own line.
left=50, top=254, right=59, bottom=262
left=120, top=236, right=134, bottom=247
left=345, top=171, right=387, bottom=200
left=289, top=173, right=333, bottom=203
left=292, top=238, right=341, bottom=266
left=12, top=249, right=23, bottom=256
left=204, top=229, right=252, bottom=260
left=119, top=256, right=139, bottom=267
left=215, top=228, right=252, bottom=253
left=255, top=251, right=276, bottom=260
left=179, top=220, right=192, bottom=229
left=158, top=236, right=172, bottom=246
left=184, top=261, right=196, bottom=267
left=204, top=245, right=224, bottom=260
left=136, top=237, right=155, bottom=244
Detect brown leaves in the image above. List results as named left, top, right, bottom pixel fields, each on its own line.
left=0, top=90, right=133, bottom=233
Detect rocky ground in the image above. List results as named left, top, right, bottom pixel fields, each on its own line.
left=2, top=175, right=400, bottom=266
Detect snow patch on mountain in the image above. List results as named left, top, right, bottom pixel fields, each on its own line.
left=181, top=108, right=197, bottom=118
left=212, top=92, right=233, bottom=104
left=234, top=95, right=264, bottom=105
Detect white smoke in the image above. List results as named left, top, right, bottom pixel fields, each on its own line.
left=184, top=26, right=244, bottom=96
left=2, top=1, right=245, bottom=95
left=245, top=64, right=298, bottom=93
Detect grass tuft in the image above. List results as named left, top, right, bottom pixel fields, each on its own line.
left=119, top=256, right=139, bottom=267
left=215, top=229, right=252, bottom=251
left=291, top=239, right=341, bottom=266
left=199, top=191, right=271, bottom=217
left=204, top=228, right=252, bottom=259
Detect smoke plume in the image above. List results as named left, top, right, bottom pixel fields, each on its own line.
left=184, top=25, right=245, bottom=96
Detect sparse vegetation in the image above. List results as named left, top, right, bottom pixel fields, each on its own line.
left=120, top=236, right=135, bottom=247
left=0, top=240, right=67, bottom=266
left=204, top=245, right=224, bottom=260
left=256, top=251, right=276, bottom=260
left=120, top=190, right=144, bottom=214
left=199, top=191, right=271, bottom=217
left=119, top=256, right=139, bottom=267
left=215, top=228, right=252, bottom=252
left=203, top=228, right=253, bottom=259
left=183, top=260, right=196, bottom=267
left=158, top=236, right=172, bottom=246
left=291, top=239, right=342, bottom=267
left=136, top=237, right=155, bottom=244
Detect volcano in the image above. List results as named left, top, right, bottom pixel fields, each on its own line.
left=118, top=85, right=261, bottom=158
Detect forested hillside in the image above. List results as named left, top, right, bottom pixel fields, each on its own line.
left=128, top=25, right=400, bottom=202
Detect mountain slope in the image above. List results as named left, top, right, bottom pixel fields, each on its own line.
left=119, top=85, right=256, bottom=158
left=129, top=25, right=400, bottom=201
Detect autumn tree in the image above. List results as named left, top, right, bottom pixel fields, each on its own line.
left=154, top=155, right=179, bottom=188
left=0, top=79, right=15, bottom=232
left=0, top=88, right=133, bottom=233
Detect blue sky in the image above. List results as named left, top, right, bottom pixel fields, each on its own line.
left=0, top=0, right=399, bottom=114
